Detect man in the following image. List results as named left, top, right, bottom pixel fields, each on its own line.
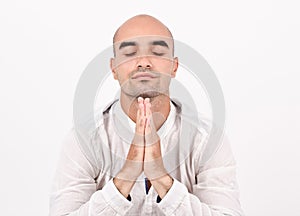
left=50, top=14, right=244, bottom=215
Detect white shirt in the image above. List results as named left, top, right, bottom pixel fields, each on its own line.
left=49, top=99, right=244, bottom=216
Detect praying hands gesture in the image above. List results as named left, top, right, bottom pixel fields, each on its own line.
left=113, top=97, right=174, bottom=200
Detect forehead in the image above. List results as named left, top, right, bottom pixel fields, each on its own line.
left=114, top=35, right=173, bottom=49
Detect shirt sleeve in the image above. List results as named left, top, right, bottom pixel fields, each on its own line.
left=49, top=129, right=133, bottom=216
left=156, top=135, right=245, bottom=216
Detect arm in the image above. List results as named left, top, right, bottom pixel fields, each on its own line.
left=142, top=99, right=243, bottom=215
left=113, top=97, right=146, bottom=198
left=155, top=135, right=244, bottom=216
left=49, top=129, right=133, bottom=216
left=50, top=98, right=147, bottom=215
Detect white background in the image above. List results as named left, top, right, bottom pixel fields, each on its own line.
left=0, top=0, right=299, bottom=215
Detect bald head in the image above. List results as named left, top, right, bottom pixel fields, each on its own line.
left=113, top=14, right=173, bottom=44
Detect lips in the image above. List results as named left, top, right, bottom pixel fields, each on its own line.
left=131, top=72, right=158, bottom=79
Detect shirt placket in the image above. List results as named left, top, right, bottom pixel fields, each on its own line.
left=144, top=183, right=156, bottom=215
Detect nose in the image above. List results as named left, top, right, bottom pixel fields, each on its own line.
left=136, top=55, right=152, bottom=70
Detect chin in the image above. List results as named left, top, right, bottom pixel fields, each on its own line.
left=138, top=91, right=161, bottom=99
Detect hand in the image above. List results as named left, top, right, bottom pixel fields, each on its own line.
left=143, top=99, right=166, bottom=180
left=114, top=97, right=173, bottom=199
left=143, top=99, right=174, bottom=199
left=113, top=97, right=146, bottom=197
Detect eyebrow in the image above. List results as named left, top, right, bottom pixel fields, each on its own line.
left=119, top=41, right=137, bottom=50
left=118, top=40, right=169, bottom=50
left=151, top=40, right=169, bottom=48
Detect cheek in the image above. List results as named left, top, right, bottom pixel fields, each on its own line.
left=116, top=58, right=136, bottom=71
left=115, top=62, right=135, bottom=80
left=153, top=59, right=174, bottom=73
left=115, top=56, right=137, bottom=69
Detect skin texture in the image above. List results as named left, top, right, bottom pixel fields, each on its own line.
left=111, top=15, right=178, bottom=199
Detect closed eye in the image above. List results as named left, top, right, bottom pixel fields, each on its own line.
left=152, top=52, right=165, bottom=56
left=124, top=52, right=137, bottom=57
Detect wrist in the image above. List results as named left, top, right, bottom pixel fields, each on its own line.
left=113, top=177, right=135, bottom=198
left=151, top=174, right=174, bottom=199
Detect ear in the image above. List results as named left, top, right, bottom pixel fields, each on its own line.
left=171, top=57, right=179, bottom=78
left=110, top=58, right=118, bottom=80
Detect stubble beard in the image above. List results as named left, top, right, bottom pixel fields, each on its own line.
left=123, top=79, right=173, bottom=99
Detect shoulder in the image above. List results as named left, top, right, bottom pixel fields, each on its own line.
left=171, top=97, right=212, bottom=137
left=71, top=99, right=119, bottom=168
left=171, top=98, right=225, bottom=165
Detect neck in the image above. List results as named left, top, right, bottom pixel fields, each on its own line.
left=120, top=92, right=171, bottom=131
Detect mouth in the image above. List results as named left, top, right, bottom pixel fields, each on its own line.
left=131, top=72, right=158, bottom=80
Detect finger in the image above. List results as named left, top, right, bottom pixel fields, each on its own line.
left=145, top=99, right=152, bottom=135
left=144, top=97, right=151, bottom=117
left=144, top=97, right=150, bottom=103
left=138, top=96, right=143, bottom=103
left=138, top=97, right=145, bottom=116
left=144, top=98, right=151, bottom=117
left=145, top=115, right=152, bottom=135
left=145, top=119, right=160, bottom=147
left=135, top=108, right=143, bottom=134
left=136, top=97, right=145, bottom=132
left=138, top=96, right=143, bottom=113
left=134, top=97, right=146, bottom=146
